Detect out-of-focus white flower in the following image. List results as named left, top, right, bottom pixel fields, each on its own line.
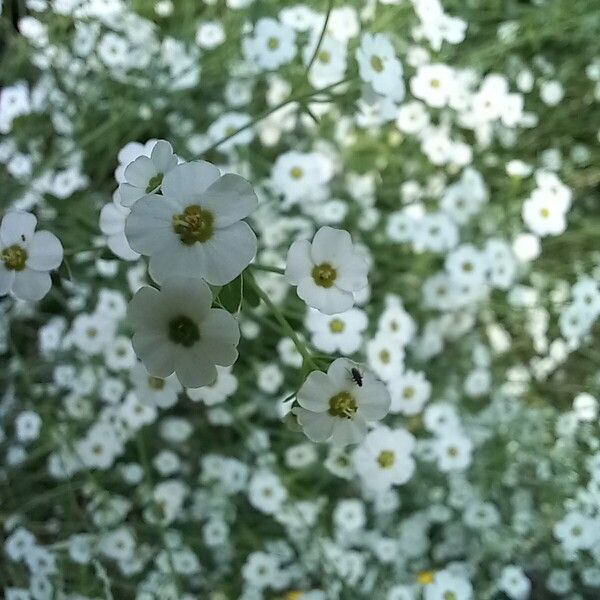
left=285, top=226, right=369, bottom=314
left=353, top=425, right=416, bottom=492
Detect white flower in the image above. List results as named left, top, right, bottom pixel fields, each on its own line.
left=99, top=196, right=140, bottom=261
left=127, top=277, right=240, bottom=388
left=285, top=226, right=368, bottom=315
left=125, top=160, right=258, bottom=285
left=0, top=211, right=63, bottom=301
left=117, top=139, right=178, bottom=207
left=356, top=33, right=405, bottom=102
left=303, top=34, right=347, bottom=88
left=305, top=307, right=368, bottom=354
left=410, top=63, right=454, bottom=108
left=522, top=190, right=568, bottom=236
left=187, top=366, right=237, bottom=405
left=434, top=432, right=473, bottom=472
left=554, top=511, right=598, bottom=552
left=498, top=565, right=531, bottom=600
left=424, top=570, right=473, bottom=600
left=353, top=425, right=416, bottom=492
left=195, top=21, right=225, bottom=49
left=130, top=362, right=181, bottom=409
left=271, top=150, right=333, bottom=207
left=293, top=358, right=390, bottom=447
left=389, top=370, right=431, bottom=415
left=242, top=18, right=297, bottom=71
left=247, top=470, right=288, bottom=515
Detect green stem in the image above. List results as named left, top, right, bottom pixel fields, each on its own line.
left=249, top=263, right=285, bottom=275
left=244, top=272, right=319, bottom=371
left=305, top=0, right=335, bottom=74
left=201, top=77, right=353, bottom=156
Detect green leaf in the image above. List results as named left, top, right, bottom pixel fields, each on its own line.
left=218, top=276, right=243, bottom=313
left=242, top=271, right=261, bottom=308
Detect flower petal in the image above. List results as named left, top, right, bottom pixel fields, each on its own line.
left=100, top=202, right=128, bottom=235
left=356, top=379, right=391, bottom=421
left=201, top=221, right=257, bottom=285
left=0, top=263, right=15, bottom=295
left=27, top=231, right=63, bottom=271
left=12, top=269, right=51, bottom=301
left=327, top=358, right=356, bottom=388
left=127, top=286, right=164, bottom=329
left=174, top=350, right=218, bottom=388
left=331, top=417, right=367, bottom=447
left=310, top=226, right=353, bottom=266
left=285, top=239, right=313, bottom=285
left=200, top=174, right=258, bottom=228
left=125, top=194, right=179, bottom=255
left=295, top=408, right=335, bottom=442
left=297, top=278, right=353, bottom=315
left=298, top=370, right=336, bottom=412
left=161, top=161, right=221, bottom=202
left=150, top=140, right=177, bottom=172
left=161, top=277, right=213, bottom=321
left=202, top=309, right=240, bottom=347
left=118, top=183, right=146, bottom=208
left=335, top=255, right=369, bottom=292
left=147, top=239, right=207, bottom=285
left=124, top=156, right=156, bottom=188
left=0, top=211, right=37, bottom=247
left=132, top=332, right=175, bottom=378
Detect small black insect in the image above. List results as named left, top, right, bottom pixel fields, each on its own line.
left=350, top=367, right=363, bottom=387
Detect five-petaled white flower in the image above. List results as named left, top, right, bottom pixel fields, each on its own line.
left=353, top=425, right=416, bottom=492
left=125, top=160, right=258, bottom=286
left=293, top=358, right=390, bottom=447
left=285, top=226, right=369, bottom=315
left=128, top=277, right=240, bottom=388
left=0, top=211, right=63, bottom=301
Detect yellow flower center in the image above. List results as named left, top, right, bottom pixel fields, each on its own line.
left=267, top=36, right=280, bottom=50
left=290, top=166, right=304, bottom=179
left=540, top=207, right=550, bottom=218
left=416, top=570, right=435, bottom=585
left=377, top=450, right=395, bottom=468
left=148, top=376, right=166, bottom=390
left=370, top=55, right=384, bottom=73
left=379, top=349, right=391, bottom=364
left=430, top=78, right=441, bottom=89
left=403, top=386, right=415, bottom=399
left=168, top=315, right=200, bottom=347
left=318, top=50, right=331, bottom=64
left=329, top=318, right=345, bottom=333
left=328, top=391, right=357, bottom=419
left=1, top=244, right=27, bottom=271
left=443, top=593, right=457, bottom=600
left=172, top=205, right=214, bottom=244
left=312, top=263, right=337, bottom=288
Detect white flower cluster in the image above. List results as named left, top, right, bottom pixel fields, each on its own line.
left=2, top=0, right=600, bottom=599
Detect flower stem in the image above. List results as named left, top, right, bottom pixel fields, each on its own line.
left=305, top=0, right=335, bottom=74
left=202, top=77, right=354, bottom=156
left=249, top=263, right=285, bottom=275
left=244, top=272, right=320, bottom=371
